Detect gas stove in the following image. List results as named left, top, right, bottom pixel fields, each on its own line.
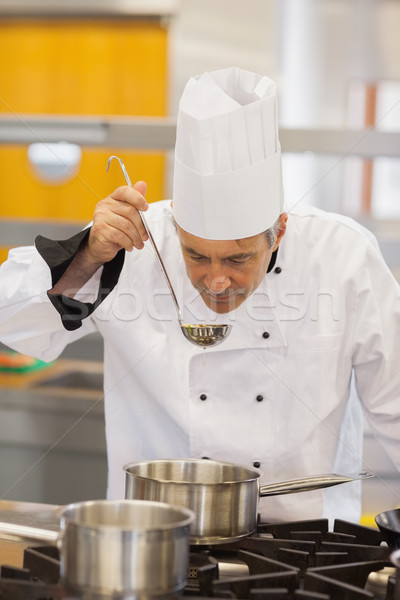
left=0, top=518, right=398, bottom=600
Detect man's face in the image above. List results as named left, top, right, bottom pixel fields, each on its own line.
left=177, top=215, right=287, bottom=314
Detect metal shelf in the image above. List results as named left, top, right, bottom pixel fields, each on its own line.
left=0, top=114, right=399, bottom=158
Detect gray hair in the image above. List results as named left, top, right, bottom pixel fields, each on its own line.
left=263, top=217, right=281, bottom=249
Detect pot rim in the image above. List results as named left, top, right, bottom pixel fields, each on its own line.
left=59, top=499, right=195, bottom=532
left=123, top=458, right=261, bottom=486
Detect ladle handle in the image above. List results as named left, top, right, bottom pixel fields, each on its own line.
left=259, top=471, right=375, bottom=497
left=0, top=521, right=59, bottom=544
left=138, top=210, right=183, bottom=322
left=107, top=155, right=182, bottom=322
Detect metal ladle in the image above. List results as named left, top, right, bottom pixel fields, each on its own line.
left=107, top=156, right=232, bottom=347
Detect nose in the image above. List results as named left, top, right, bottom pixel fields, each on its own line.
left=204, top=266, right=231, bottom=294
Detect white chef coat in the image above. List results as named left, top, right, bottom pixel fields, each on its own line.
left=0, top=201, right=399, bottom=524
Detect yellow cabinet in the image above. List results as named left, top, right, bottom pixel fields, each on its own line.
left=0, top=19, right=168, bottom=223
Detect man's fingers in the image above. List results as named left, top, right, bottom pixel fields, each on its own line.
left=133, top=180, right=147, bottom=198
left=103, top=221, right=144, bottom=252
left=111, top=185, right=148, bottom=212
left=103, top=212, right=146, bottom=250
left=89, top=183, right=150, bottom=262
left=91, top=219, right=143, bottom=255
left=100, top=188, right=149, bottom=242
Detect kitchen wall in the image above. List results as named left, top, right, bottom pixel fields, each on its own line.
left=0, top=12, right=169, bottom=246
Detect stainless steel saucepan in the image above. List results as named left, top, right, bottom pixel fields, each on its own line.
left=0, top=499, right=194, bottom=598
left=124, top=459, right=374, bottom=545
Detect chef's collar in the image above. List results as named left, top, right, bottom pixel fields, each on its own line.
left=267, top=248, right=278, bottom=273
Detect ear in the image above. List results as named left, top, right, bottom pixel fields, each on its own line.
left=272, top=212, right=288, bottom=251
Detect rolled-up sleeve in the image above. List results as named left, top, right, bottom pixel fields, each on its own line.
left=35, top=228, right=125, bottom=331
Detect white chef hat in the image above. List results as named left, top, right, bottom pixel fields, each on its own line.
left=172, top=67, right=284, bottom=240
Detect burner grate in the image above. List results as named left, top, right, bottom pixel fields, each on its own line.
left=0, top=517, right=396, bottom=599
left=23, top=545, right=60, bottom=585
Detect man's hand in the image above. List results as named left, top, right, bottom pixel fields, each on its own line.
left=49, top=181, right=148, bottom=297
left=87, top=181, right=149, bottom=267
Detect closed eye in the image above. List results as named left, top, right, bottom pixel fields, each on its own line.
left=188, top=254, right=206, bottom=262
left=229, top=257, right=251, bottom=264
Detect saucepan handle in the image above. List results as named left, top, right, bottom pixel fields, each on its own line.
left=0, top=521, right=59, bottom=544
left=259, top=471, right=375, bottom=497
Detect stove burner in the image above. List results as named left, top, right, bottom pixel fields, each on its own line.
left=0, top=518, right=397, bottom=600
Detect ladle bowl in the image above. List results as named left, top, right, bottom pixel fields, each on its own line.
left=180, top=323, right=232, bottom=347
left=107, top=155, right=232, bottom=348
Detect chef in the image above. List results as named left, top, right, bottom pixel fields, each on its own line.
left=0, top=67, right=399, bottom=523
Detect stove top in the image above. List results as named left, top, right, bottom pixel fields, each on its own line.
left=0, top=518, right=398, bottom=600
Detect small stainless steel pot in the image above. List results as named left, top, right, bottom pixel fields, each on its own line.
left=124, top=459, right=373, bottom=545
left=0, top=499, right=194, bottom=598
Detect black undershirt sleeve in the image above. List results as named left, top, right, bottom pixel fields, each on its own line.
left=35, top=227, right=125, bottom=332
